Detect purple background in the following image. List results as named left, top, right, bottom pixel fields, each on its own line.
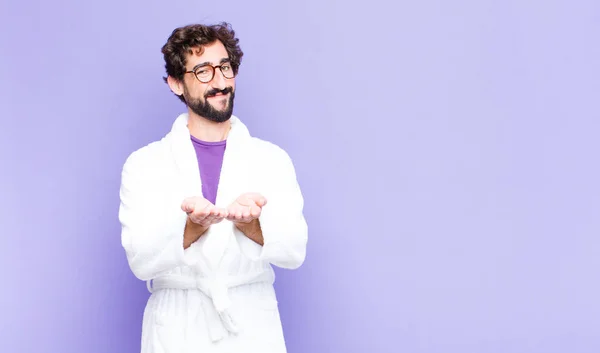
left=1, top=1, right=599, bottom=352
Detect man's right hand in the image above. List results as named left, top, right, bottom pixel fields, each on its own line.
left=181, top=196, right=228, bottom=227
left=181, top=196, right=228, bottom=249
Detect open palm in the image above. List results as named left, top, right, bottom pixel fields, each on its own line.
left=225, top=193, right=267, bottom=224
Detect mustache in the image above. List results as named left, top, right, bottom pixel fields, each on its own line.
left=205, top=87, right=233, bottom=98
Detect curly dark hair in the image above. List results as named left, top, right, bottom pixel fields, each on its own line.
left=161, top=22, right=243, bottom=103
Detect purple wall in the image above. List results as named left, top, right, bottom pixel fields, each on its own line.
left=2, top=1, right=599, bottom=352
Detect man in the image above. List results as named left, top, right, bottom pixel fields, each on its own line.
left=118, top=22, right=308, bottom=353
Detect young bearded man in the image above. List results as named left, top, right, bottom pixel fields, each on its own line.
left=118, top=22, right=308, bottom=352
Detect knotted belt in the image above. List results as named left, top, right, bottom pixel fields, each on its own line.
left=146, top=271, right=272, bottom=342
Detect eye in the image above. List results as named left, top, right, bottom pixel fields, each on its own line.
left=222, top=64, right=231, bottom=71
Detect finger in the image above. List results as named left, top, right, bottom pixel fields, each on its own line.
left=243, top=214, right=255, bottom=223
left=210, top=207, right=226, bottom=217
left=181, top=200, right=194, bottom=213
left=256, top=197, right=267, bottom=207
left=209, top=210, right=221, bottom=220
left=209, top=207, right=221, bottom=216
left=226, top=209, right=241, bottom=222
left=211, top=216, right=225, bottom=224
left=219, top=211, right=229, bottom=222
left=203, top=213, right=219, bottom=225
left=206, top=207, right=228, bottom=225
left=244, top=192, right=261, bottom=199
left=224, top=207, right=238, bottom=221
left=210, top=213, right=223, bottom=222
left=199, top=203, right=212, bottom=216
left=205, top=206, right=226, bottom=222
left=191, top=203, right=211, bottom=223
left=249, top=204, right=261, bottom=218
left=220, top=208, right=229, bottom=218
left=224, top=206, right=235, bottom=217
left=241, top=205, right=251, bottom=219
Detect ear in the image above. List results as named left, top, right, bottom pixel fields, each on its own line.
left=167, top=75, right=185, bottom=96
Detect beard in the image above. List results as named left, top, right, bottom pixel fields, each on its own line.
left=184, top=86, right=235, bottom=123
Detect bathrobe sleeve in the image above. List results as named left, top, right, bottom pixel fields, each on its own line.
left=118, top=148, right=198, bottom=281
left=238, top=144, right=308, bottom=269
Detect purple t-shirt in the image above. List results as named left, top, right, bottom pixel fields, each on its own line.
left=190, top=135, right=226, bottom=204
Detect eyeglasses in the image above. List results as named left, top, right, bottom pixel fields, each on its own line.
left=185, top=62, right=235, bottom=83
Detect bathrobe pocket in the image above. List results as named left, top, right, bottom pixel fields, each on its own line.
left=148, top=290, right=188, bottom=353
left=231, top=283, right=287, bottom=349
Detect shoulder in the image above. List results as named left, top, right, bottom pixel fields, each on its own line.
left=248, top=136, right=294, bottom=165
left=232, top=115, right=292, bottom=163
left=121, top=136, right=170, bottom=175
left=122, top=113, right=188, bottom=172
left=245, top=136, right=300, bottom=181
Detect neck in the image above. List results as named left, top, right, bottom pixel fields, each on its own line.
left=187, top=111, right=231, bottom=142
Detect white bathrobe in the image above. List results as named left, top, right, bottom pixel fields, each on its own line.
left=118, top=113, right=308, bottom=353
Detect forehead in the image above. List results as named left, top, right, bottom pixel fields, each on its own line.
left=186, top=40, right=229, bottom=68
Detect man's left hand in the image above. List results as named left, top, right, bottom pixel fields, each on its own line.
left=225, top=193, right=267, bottom=224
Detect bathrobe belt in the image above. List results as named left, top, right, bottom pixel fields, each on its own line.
left=146, top=271, right=272, bottom=342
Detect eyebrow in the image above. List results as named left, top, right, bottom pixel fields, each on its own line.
left=191, top=58, right=231, bottom=71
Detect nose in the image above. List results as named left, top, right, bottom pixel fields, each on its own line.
left=210, top=68, right=227, bottom=90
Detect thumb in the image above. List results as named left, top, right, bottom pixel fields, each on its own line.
left=244, top=193, right=267, bottom=207
left=256, top=197, right=267, bottom=207
left=181, top=200, right=194, bottom=213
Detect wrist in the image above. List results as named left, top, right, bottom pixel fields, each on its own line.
left=183, top=217, right=208, bottom=249
left=235, top=219, right=264, bottom=246
left=234, top=218, right=257, bottom=231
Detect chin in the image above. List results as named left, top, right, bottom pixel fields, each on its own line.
left=209, top=98, right=227, bottom=105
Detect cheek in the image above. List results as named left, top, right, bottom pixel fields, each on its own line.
left=185, top=82, right=207, bottom=98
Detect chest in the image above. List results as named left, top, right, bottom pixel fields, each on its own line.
left=162, top=145, right=267, bottom=208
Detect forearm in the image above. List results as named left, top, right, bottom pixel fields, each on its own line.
left=183, top=217, right=209, bottom=249
left=235, top=219, right=264, bottom=246
left=121, top=213, right=202, bottom=280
